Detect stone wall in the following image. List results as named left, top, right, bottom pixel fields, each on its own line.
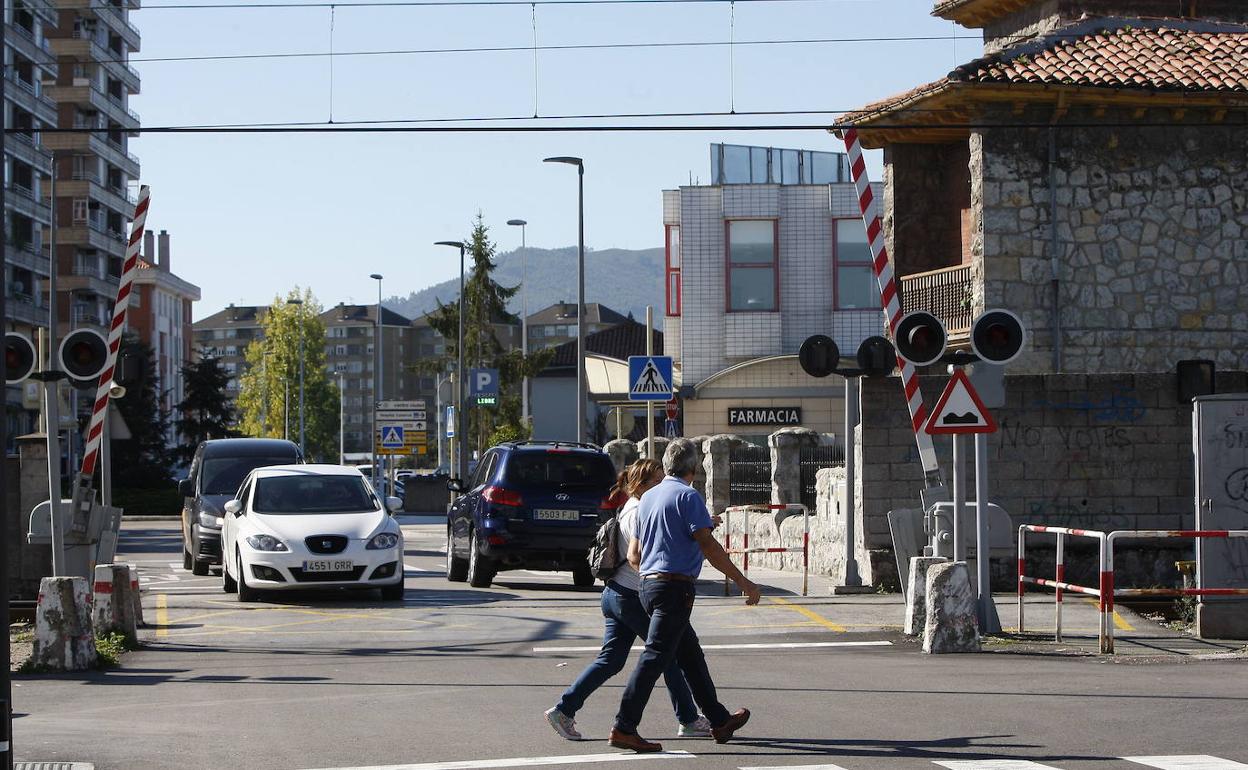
left=858, top=370, right=1248, bottom=586
left=981, top=3, right=1248, bottom=53
left=974, top=122, right=1248, bottom=375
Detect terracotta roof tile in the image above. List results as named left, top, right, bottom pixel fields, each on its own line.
left=952, top=25, right=1248, bottom=92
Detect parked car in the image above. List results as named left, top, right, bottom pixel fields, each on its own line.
left=179, top=438, right=303, bottom=575
left=446, top=441, right=616, bottom=588
left=220, top=464, right=406, bottom=602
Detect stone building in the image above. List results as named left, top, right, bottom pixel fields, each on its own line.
left=824, top=0, right=1248, bottom=591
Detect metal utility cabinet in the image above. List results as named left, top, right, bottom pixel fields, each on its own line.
left=1193, top=394, right=1248, bottom=639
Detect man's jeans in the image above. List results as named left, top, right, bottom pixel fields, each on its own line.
left=614, top=579, right=731, bottom=734
left=556, top=582, right=698, bottom=724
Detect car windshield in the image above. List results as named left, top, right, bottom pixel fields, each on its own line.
left=201, top=456, right=294, bottom=495
left=252, top=475, right=379, bottom=514
left=505, top=453, right=615, bottom=489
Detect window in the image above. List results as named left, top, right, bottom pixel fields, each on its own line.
left=834, top=219, right=877, bottom=310
left=665, top=225, right=681, bottom=316
left=726, top=220, right=777, bottom=312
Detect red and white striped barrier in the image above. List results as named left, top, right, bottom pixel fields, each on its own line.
left=69, top=187, right=150, bottom=533
left=840, top=128, right=939, bottom=480
left=1018, top=525, right=1248, bottom=653
left=721, top=504, right=811, bottom=597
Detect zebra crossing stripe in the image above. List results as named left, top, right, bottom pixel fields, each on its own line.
left=932, top=762, right=1062, bottom=770
left=739, top=764, right=851, bottom=770
left=1125, top=758, right=1248, bottom=769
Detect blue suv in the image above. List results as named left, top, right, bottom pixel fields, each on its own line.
left=446, top=442, right=617, bottom=588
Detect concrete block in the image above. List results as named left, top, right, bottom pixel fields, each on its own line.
left=129, top=565, right=145, bottom=628
left=922, top=562, right=981, bottom=654
left=904, top=557, right=947, bottom=636
left=31, top=576, right=98, bottom=671
left=92, top=564, right=137, bottom=645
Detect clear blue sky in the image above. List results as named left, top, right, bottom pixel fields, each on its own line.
left=128, top=0, right=979, bottom=319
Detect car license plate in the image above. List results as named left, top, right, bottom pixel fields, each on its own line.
left=534, top=509, right=580, bottom=521
left=303, top=559, right=353, bottom=572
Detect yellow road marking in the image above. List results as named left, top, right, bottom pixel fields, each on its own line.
left=767, top=597, right=847, bottom=632
left=1082, top=598, right=1135, bottom=631
left=156, top=594, right=168, bottom=638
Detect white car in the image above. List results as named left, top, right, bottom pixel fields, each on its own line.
left=220, top=464, right=406, bottom=602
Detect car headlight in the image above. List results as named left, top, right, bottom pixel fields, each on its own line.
left=245, top=534, right=288, bottom=552
left=366, top=532, right=400, bottom=550
left=197, top=511, right=224, bottom=529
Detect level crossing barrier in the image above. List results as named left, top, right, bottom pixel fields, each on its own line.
left=1017, top=524, right=1248, bottom=653
left=721, top=504, right=811, bottom=597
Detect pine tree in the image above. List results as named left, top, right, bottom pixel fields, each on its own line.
left=235, top=289, right=341, bottom=461
left=173, top=353, right=238, bottom=465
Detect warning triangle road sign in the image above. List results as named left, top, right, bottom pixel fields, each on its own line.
left=924, top=369, right=998, bottom=435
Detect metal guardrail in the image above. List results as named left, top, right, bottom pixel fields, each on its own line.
left=722, top=503, right=812, bottom=596
left=900, top=264, right=972, bottom=335
left=1017, top=525, right=1248, bottom=653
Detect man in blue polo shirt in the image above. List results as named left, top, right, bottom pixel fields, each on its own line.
left=609, top=438, right=761, bottom=753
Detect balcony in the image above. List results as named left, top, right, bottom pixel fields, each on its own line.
left=71, top=307, right=106, bottom=327
left=40, top=131, right=140, bottom=178
left=58, top=219, right=127, bottom=257
left=91, top=2, right=142, bottom=52
left=98, top=54, right=141, bottom=95
left=45, top=83, right=139, bottom=131
left=4, top=70, right=58, bottom=126
left=57, top=176, right=134, bottom=219
left=5, top=182, right=52, bottom=223
left=4, top=130, right=52, bottom=173
left=6, top=293, right=47, bottom=328
left=4, top=240, right=51, bottom=276
left=7, top=21, right=57, bottom=67
left=899, top=264, right=973, bottom=338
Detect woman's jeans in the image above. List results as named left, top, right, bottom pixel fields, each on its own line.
left=555, top=581, right=698, bottom=724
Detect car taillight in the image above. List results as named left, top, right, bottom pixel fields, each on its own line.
left=483, top=486, right=524, bottom=507
left=486, top=534, right=507, bottom=546
left=600, top=495, right=620, bottom=511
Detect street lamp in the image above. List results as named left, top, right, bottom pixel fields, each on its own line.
left=434, top=241, right=466, bottom=485
left=286, top=298, right=305, bottom=456
left=506, top=218, right=530, bottom=428
left=370, top=273, right=384, bottom=492
left=543, top=156, right=586, bottom=442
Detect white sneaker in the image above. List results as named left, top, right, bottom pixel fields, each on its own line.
left=544, top=707, right=583, bottom=741
left=678, top=715, right=713, bottom=738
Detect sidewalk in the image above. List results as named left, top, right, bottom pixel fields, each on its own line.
left=700, top=562, right=1248, bottom=659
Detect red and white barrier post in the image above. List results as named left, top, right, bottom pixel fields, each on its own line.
left=722, top=504, right=812, bottom=597
left=68, top=187, right=150, bottom=534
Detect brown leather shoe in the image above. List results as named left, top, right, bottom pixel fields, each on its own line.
left=711, top=708, right=751, bottom=744
left=609, top=728, right=663, bottom=753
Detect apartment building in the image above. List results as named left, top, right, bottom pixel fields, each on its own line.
left=192, top=304, right=268, bottom=404
left=663, top=143, right=878, bottom=440
left=132, top=230, right=200, bottom=426
left=4, top=0, right=60, bottom=444
left=525, top=301, right=627, bottom=351
left=43, top=0, right=141, bottom=338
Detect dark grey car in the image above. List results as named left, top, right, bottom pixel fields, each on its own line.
left=179, top=438, right=303, bottom=574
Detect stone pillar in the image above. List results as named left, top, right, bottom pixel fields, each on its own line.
left=688, top=435, right=709, bottom=498
left=701, top=434, right=744, bottom=516
left=602, top=439, right=638, bottom=475
left=767, top=427, right=821, bottom=505
left=31, top=576, right=98, bottom=671
left=15, top=434, right=52, bottom=599
left=92, top=563, right=138, bottom=645
left=637, top=436, right=670, bottom=462
left=922, top=561, right=981, bottom=654
left=905, top=556, right=948, bottom=636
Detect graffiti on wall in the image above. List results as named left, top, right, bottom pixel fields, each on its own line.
left=1030, top=386, right=1147, bottom=423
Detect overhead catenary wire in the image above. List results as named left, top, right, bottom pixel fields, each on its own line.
left=51, top=0, right=881, bottom=9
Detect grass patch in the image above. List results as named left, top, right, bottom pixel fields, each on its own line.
left=16, top=631, right=139, bottom=673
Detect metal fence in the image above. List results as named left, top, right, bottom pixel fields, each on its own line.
left=728, top=443, right=771, bottom=507
left=799, top=445, right=844, bottom=512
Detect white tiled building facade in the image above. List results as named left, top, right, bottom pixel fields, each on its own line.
left=663, top=144, right=885, bottom=439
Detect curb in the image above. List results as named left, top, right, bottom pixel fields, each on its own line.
left=123, top=515, right=180, bottom=522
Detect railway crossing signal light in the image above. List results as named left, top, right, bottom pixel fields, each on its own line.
left=4, top=333, right=36, bottom=384
left=971, top=309, right=1027, bottom=365
left=895, top=311, right=947, bottom=367
left=58, top=329, right=110, bottom=382
left=856, top=336, right=896, bottom=379
left=798, top=334, right=840, bottom=378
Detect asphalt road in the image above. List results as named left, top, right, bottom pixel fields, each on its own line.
left=12, top=517, right=1248, bottom=770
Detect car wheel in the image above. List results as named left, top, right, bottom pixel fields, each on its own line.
left=380, top=581, right=405, bottom=601
left=190, top=543, right=210, bottom=576
left=467, top=530, right=494, bottom=588
left=572, top=562, right=595, bottom=588
left=236, top=550, right=259, bottom=603
left=446, top=528, right=468, bottom=582
left=222, top=554, right=237, bottom=594
left=182, top=547, right=192, bottom=571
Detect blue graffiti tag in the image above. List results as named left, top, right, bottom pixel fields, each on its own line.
left=1030, top=387, right=1147, bottom=423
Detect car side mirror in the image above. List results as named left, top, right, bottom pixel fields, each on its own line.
left=447, top=478, right=464, bottom=493
left=178, top=478, right=193, bottom=498
left=386, top=496, right=403, bottom=513
left=224, top=500, right=243, bottom=517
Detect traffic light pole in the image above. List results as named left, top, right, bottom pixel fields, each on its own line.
left=975, top=431, right=1001, bottom=633
left=841, top=376, right=864, bottom=589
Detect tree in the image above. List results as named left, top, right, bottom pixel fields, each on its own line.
left=235, top=289, right=341, bottom=461
left=421, top=214, right=552, bottom=455
left=111, top=332, right=176, bottom=488
left=173, top=353, right=238, bottom=465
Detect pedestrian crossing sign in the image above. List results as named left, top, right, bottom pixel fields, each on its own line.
left=628, top=355, right=674, bottom=402
left=380, top=425, right=405, bottom=448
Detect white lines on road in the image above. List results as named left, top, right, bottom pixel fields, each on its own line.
left=404, top=563, right=430, bottom=573
left=1125, top=758, right=1248, bottom=769
left=933, top=762, right=1062, bottom=769
left=740, top=764, right=851, bottom=770
left=304, top=750, right=694, bottom=770
left=532, top=640, right=893, bottom=653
